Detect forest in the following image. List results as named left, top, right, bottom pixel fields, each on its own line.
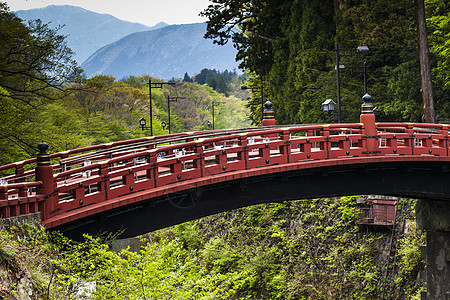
left=2, top=1, right=450, bottom=163
left=0, top=0, right=443, bottom=298
left=0, top=0, right=250, bottom=166
left=202, top=0, right=450, bottom=125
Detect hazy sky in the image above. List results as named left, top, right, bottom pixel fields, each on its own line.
left=8, top=0, right=212, bottom=26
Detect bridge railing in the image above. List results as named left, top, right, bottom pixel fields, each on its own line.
left=0, top=132, right=202, bottom=183
left=0, top=181, right=44, bottom=218
left=0, top=122, right=449, bottom=222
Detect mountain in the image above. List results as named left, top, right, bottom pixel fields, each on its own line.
left=81, top=22, right=239, bottom=80
left=14, top=5, right=167, bottom=63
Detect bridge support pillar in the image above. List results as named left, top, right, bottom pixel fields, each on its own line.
left=416, top=199, right=450, bottom=299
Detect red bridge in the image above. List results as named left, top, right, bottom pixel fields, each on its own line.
left=1, top=102, right=449, bottom=236
left=2, top=95, right=450, bottom=297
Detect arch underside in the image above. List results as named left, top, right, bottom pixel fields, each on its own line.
left=53, top=160, right=450, bottom=239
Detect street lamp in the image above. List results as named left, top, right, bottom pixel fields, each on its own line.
left=142, top=79, right=176, bottom=135
left=167, top=96, right=186, bottom=134
left=241, top=84, right=264, bottom=124
left=211, top=101, right=226, bottom=130
left=335, top=43, right=369, bottom=123
left=139, top=117, right=150, bottom=131
left=322, top=99, right=336, bottom=123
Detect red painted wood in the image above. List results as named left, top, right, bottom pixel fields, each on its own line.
left=1, top=122, right=450, bottom=227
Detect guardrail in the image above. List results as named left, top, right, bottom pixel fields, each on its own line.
left=0, top=122, right=448, bottom=224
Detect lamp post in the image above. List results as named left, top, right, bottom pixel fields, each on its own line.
left=322, top=99, right=336, bottom=123
left=241, top=84, right=264, bottom=124
left=211, top=101, right=226, bottom=130
left=167, top=96, right=186, bottom=134
left=363, top=61, right=367, bottom=94
left=335, top=43, right=369, bottom=123
left=338, top=61, right=369, bottom=95
left=143, top=79, right=176, bottom=135
left=139, top=117, right=150, bottom=131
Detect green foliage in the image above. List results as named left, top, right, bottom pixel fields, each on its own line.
left=0, top=222, right=57, bottom=299
left=148, top=196, right=421, bottom=299
left=194, top=68, right=248, bottom=96
left=201, top=236, right=243, bottom=273
left=427, top=0, right=450, bottom=86
left=0, top=197, right=424, bottom=299
left=0, top=2, right=81, bottom=103
left=395, top=232, right=425, bottom=296
left=426, top=0, right=450, bottom=121
left=339, top=196, right=361, bottom=223
left=202, top=0, right=449, bottom=124
left=173, top=222, right=201, bottom=250
left=201, top=0, right=291, bottom=76
left=46, top=231, right=255, bottom=299
left=0, top=2, right=81, bottom=164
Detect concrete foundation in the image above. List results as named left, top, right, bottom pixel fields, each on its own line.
left=112, top=237, right=142, bottom=253
left=0, top=212, right=42, bottom=229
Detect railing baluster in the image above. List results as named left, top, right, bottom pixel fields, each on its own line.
left=1, top=122, right=450, bottom=225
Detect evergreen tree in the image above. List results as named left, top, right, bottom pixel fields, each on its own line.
left=427, top=0, right=450, bottom=122
left=183, top=72, right=193, bottom=82
left=203, top=0, right=430, bottom=124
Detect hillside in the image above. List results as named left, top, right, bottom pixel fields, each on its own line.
left=14, top=5, right=166, bottom=63
left=81, top=22, right=239, bottom=80
left=0, top=197, right=424, bottom=299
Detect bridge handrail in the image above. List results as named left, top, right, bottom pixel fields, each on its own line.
left=0, top=126, right=295, bottom=182
left=49, top=124, right=360, bottom=186
left=2, top=122, right=446, bottom=183
left=0, top=131, right=207, bottom=181
left=2, top=122, right=450, bottom=223
left=0, top=181, right=43, bottom=192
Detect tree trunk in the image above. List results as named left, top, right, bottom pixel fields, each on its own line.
left=415, top=0, right=435, bottom=123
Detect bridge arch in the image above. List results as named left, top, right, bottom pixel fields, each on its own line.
left=52, top=157, right=449, bottom=239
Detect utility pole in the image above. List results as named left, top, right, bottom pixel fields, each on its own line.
left=415, top=0, right=435, bottom=123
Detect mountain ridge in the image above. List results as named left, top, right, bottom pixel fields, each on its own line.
left=14, top=5, right=239, bottom=79
left=81, top=22, right=239, bottom=80
left=14, top=5, right=167, bottom=63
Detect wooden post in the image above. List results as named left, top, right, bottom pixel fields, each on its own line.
left=262, top=101, right=276, bottom=127
left=360, top=94, right=379, bottom=155
left=35, top=142, right=54, bottom=220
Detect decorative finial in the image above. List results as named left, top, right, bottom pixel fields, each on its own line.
left=37, top=142, right=50, bottom=166
left=263, top=101, right=275, bottom=120
left=37, top=142, right=49, bottom=154
left=362, top=93, right=372, bottom=103
left=361, top=94, right=374, bottom=114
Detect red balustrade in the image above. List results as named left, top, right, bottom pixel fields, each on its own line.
left=0, top=122, right=449, bottom=227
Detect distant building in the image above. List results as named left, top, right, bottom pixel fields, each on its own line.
left=357, top=195, right=398, bottom=226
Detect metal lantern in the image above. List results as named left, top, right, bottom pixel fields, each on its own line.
left=322, top=99, right=336, bottom=112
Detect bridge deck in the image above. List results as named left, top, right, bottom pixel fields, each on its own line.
left=1, top=122, right=449, bottom=229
